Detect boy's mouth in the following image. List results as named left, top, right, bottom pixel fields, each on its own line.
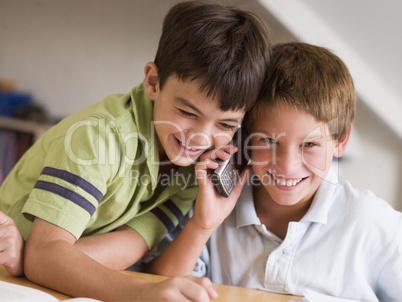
left=268, top=171, right=308, bottom=188
left=179, top=141, right=203, bottom=151
left=174, top=136, right=208, bottom=156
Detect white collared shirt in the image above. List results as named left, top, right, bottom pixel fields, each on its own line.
left=193, top=172, right=402, bottom=302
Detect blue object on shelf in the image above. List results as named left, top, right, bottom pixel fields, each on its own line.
left=0, top=92, right=33, bottom=117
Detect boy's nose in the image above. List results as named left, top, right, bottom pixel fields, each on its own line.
left=274, top=147, right=302, bottom=175
left=212, top=131, right=233, bottom=148
left=185, top=124, right=232, bottom=149
left=184, top=129, right=213, bottom=149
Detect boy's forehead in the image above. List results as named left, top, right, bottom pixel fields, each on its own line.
left=304, top=124, right=334, bottom=140
left=164, top=75, right=246, bottom=119
left=164, top=74, right=250, bottom=115
left=177, top=96, right=245, bottom=121
left=164, top=75, right=212, bottom=100
left=252, top=105, right=332, bottom=139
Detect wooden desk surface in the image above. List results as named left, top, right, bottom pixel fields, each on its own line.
left=0, top=265, right=303, bottom=301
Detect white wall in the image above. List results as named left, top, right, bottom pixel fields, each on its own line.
left=0, top=0, right=182, bottom=116
left=303, top=0, right=402, bottom=100
left=339, top=101, right=402, bottom=211
left=1, top=0, right=401, bottom=210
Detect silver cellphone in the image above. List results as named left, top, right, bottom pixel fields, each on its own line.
left=210, top=129, right=248, bottom=197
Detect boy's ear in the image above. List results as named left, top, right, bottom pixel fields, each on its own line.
left=333, top=123, right=353, bottom=158
left=144, top=62, right=159, bottom=101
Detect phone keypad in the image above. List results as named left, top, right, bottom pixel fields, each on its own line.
left=220, top=164, right=238, bottom=196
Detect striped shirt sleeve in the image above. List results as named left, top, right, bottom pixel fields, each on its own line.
left=22, top=120, right=114, bottom=239
left=126, top=186, right=197, bottom=250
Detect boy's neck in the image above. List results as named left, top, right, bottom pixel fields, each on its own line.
left=252, top=185, right=313, bottom=240
left=158, top=162, right=178, bottom=175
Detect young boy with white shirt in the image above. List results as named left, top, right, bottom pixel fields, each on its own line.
left=147, top=42, right=402, bottom=302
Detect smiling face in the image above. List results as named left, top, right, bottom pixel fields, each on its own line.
left=250, top=104, right=350, bottom=208
left=144, top=63, right=245, bottom=167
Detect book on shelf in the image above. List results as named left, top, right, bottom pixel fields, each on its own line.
left=0, top=128, right=33, bottom=185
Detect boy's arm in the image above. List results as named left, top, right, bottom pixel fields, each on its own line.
left=74, top=225, right=146, bottom=271
left=0, top=209, right=160, bottom=277
left=0, top=211, right=24, bottom=276
left=0, top=211, right=136, bottom=276
left=24, top=217, right=217, bottom=301
left=147, top=149, right=251, bottom=276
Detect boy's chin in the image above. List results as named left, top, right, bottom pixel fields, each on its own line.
left=169, top=156, right=198, bottom=167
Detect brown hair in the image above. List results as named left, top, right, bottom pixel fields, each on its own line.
left=154, top=1, right=272, bottom=112
left=246, top=42, right=356, bottom=140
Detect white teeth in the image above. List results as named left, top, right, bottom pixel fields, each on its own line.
left=180, top=142, right=200, bottom=151
left=272, top=174, right=303, bottom=187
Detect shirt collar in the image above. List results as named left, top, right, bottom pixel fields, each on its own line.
left=301, top=167, right=338, bottom=224
left=235, top=168, right=339, bottom=227
left=130, top=83, right=160, bottom=190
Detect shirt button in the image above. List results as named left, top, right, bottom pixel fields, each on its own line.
left=275, top=249, right=283, bottom=258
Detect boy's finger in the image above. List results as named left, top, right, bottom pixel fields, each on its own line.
left=207, top=285, right=219, bottom=300
left=180, top=283, right=210, bottom=302
left=219, top=144, right=238, bottom=154
left=211, top=148, right=233, bottom=161
left=187, top=276, right=218, bottom=300
left=210, top=145, right=237, bottom=160
left=200, top=145, right=237, bottom=162
left=196, top=159, right=218, bottom=172
left=199, top=149, right=216, bottom=162
left=198, top=277, right=218, bottom=300
left=195, top=159, right=218, bottom=187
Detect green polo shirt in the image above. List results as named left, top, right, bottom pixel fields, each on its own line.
left=0, top=83, right=198, bottom=249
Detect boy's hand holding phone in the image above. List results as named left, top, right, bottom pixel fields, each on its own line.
left=193, top=144, right=251, bottom=233
left=210, top=130, right=249, bottom=197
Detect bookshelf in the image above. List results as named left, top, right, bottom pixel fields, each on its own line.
left=0, top=116, right=50, bottom=184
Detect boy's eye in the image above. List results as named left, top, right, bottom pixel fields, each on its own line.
left=219, top=123, right=236, bottom=131
left=262, top=137, right=277, bottom=144
left=301, top=142, right=317, bottom=148
left=179, top=109, right=196, bottom=118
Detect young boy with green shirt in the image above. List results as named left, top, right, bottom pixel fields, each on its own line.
left=146, top=42, right=402, bottom=302
left=0, top=1, right=271, bottom=300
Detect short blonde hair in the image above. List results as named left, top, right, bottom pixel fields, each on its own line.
left=246, top=42, right=356, bottom=140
